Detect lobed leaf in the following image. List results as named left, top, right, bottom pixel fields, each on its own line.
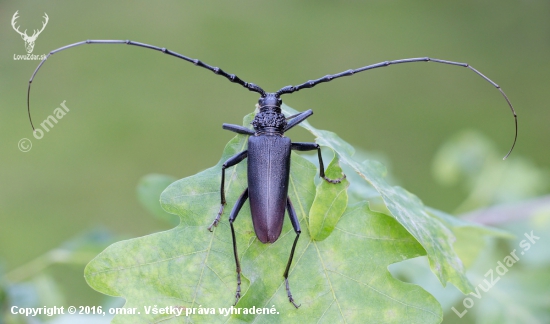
left=308, top=156, right=349, bottom=241
left=281, top=104, right=474, bottom=294
left=82, top=109, right=473, bottom=323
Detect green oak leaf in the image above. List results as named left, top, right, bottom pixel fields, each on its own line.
left=387, top=209, right=514, bottom=315
left=426, top=207, right=513, bottom=268
left=309, top=156, right=349, bottom=241
left=84, top=109, right=461, bottom=323
left=448, top=212, right=550, bottom=324
left=281, top=104, right=473, bottom=294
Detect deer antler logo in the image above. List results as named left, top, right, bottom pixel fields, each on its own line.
left=12, top=11, right=49, bottom=54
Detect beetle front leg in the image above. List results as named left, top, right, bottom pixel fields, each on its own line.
left=208, top=150, right=248, bottom=231
left=228, top=188, right=249, bottom=305
left=222, top=123, right=255, bottom=135
left=283, top=197, right=302, bottom=308
left=291, top=142, right=345, bottom=183
left=284, top=109, right=313, bottom=132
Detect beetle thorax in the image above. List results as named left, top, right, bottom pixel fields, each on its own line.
left=252, top=94, right=286, bottom=135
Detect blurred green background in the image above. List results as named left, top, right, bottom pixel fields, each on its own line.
left=1, top=1, right=549, bottom=323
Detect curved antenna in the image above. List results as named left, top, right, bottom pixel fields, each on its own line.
left=27, top=40, right=266, bottom=131
left=276, top=57, right=517, bottom=159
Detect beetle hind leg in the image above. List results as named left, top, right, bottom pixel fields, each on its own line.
left=228, top=188, right=249, bottom=305
left=283, top=197, right=302, bottom=308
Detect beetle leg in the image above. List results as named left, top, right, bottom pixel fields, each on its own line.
left=291, top=142, right=346, bottom=183
left=228, top=188, right=249, bottom=306
left=284, top=109, right=313, bottom=132
left=222, top=123, right=255, bottom=135
left=208, top=150, right=248, bottom=231
left=283, top=197, right=302, bottom=308
left=285, top=112, right=301, bottom=120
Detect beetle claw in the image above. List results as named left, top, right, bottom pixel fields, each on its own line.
left=233, top=271, right=242, bottom=306
left=285, top=278, right=300, bottom=308
left=322, top=172, right=346, bottom=184
left=233, top=293, right=241, bottom=306
left=289, top=298, right=301, bottom=309
left=207, top=204, right=226, bottom=231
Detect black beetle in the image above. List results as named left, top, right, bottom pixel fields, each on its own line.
left=27, top=39, right=517, bottom=308
left=207, top=94, right=345, bottom=307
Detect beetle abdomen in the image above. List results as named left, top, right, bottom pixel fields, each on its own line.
left=247, top=135, right=291, bottom=243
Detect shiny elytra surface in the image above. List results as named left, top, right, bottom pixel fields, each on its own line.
left=247, top=135, right=291, bottom=243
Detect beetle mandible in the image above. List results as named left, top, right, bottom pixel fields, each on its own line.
left=27, top=39, right=518, bottom=308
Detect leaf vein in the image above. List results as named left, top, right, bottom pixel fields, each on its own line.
left=87, top=249, right=209, bottom=275
left=326, top=269, right=439, bottom=317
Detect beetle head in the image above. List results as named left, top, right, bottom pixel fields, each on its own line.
left=253, top=93, right=285, bottom=134
left=258, top=93, right=282, bottom=109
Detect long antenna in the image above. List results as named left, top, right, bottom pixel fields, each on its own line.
left=27, top=39, right=267, bottom=131
left=276, top=57, right=517, bottom=159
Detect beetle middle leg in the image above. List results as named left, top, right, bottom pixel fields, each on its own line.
left=283, top=197, right=302, bottom=308
left=291, top=142, right=346, bottom=183
left=228, top=188, right=249, bottom=305
left=208, top=150, right=248, bottom=231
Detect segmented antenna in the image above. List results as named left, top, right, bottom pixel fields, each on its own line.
left=27, top=40, right=266, bottom=131
left=276, top=57, right=517, bottom=159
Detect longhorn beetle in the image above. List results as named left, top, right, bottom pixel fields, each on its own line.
left=27, top=40, right=518, bottom=308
